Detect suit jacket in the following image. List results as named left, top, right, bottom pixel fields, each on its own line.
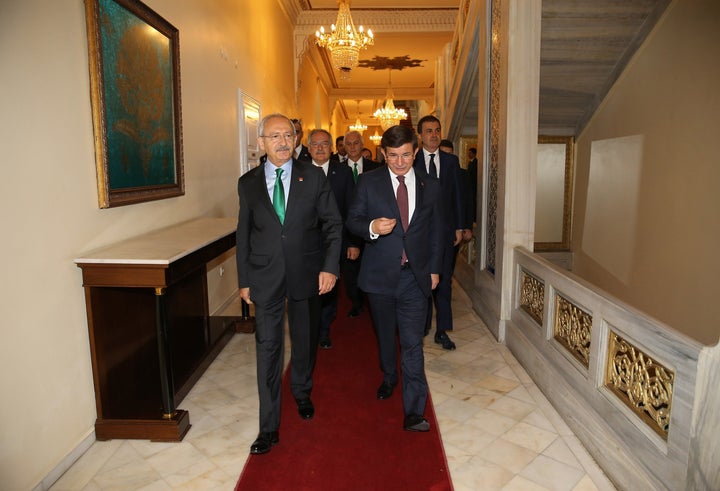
left=296, top=144, right=312, bottom=163
left=236, top=159, right=343, bottom=304
left=413, top=150, right=465, bottom=247
left=346, top=168, right=443, bottom=298
left=323, top=160, right=360, bottom=250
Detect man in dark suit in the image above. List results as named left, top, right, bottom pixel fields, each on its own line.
left=330, top=135, right=347, bottom=164
left=342, top=130, right=383, bottom=317
left=236, top=114, right=342, bottom=455
left=347, top=125, right=443, bottom=432
left=466, top=147, right=478, bottom=229
left=291, top=118, right=312, bottom=162
left=307, top=128, right=356, bottom=349
left=414, top=115, right=466, bottom=351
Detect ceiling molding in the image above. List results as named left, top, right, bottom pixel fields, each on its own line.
left=295, top=9, right=458, bottom=34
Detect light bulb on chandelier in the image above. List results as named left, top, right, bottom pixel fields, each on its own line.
left=349, top=100, right=367, bottom=134
left=315, top=1, right=374, bottom=75
left=374, top=69, right=407, bottom=130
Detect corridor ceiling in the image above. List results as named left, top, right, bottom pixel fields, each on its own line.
left=285, top=0, right=671, bottom=136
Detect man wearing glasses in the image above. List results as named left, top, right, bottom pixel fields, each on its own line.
left=307, top=128, right=356, bottom=349
left=236, top=114, right=342, bottom=455
left=346, top=125, right=443, bottom=432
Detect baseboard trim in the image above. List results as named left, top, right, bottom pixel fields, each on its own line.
left=33, top=430, right=95, bottom=491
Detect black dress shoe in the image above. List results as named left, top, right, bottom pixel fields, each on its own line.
left=434, top=332, right=456, bottom=350
left=250, top=431, right=279, bottom=454
left=319, top=337, right=332, bottom=349
left=297, top=398, right=315, bottom=419
left=376, top=382, right=395, bottom=400
left=404, top=414, right=430, bottom=432
left=347, top=306, right=363, bottom=317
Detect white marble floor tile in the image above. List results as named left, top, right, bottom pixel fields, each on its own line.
left=502, top=475, right=554, bottom=491
left=487, top=394, right=538, bottom=422
left=502, top=421, right=558, bottom=454
left=480, top=437, right=540, bottom=474
left=520, top=454, right=586, bottom=491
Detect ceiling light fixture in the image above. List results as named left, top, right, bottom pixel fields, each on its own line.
left=315, top=1, right=374, bottom=75
left=373, top=69, right=407, bottom=130
left=369, top=130, right=382, bottom=145
left=349, top=100, right=367, bottom=134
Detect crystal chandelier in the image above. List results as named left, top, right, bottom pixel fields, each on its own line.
left=315, top=1, right=374, bottom=74
left=349, top=100, right=367, bottom=134
left=373, top=69, right=407, bottom=130
left=369, top=130, right=382, bottom=144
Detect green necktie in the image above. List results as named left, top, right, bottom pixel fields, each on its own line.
left=273, top=168, right=285, bottom=224
left=353, top=162, right=358, bottom=183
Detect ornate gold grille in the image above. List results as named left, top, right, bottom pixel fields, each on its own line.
left=553, top=294, right=592, bottom=367
left=519, top=270, right=544, bottom=325
left=606, top=332, right=673, bottom=439
left=485, top=0, right=501, bottom=275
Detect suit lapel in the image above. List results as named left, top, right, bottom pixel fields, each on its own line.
left=285, top=159, right=305, bottom=225
left=410, top=173, right=427, bottom=228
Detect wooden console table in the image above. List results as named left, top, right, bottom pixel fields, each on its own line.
left=75, top=218, right=239, bottom=441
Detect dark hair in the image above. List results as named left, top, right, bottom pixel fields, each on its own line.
left=469, top=147, right=477, bottom=155
left=440, top=139, right=454, bottom=151
left=381, top=125, right=418, bottom=150
left=417, top=114, right=441, bottom=133
left=335, top=135, right=344, bottom=144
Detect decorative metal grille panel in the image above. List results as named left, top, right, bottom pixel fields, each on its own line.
left=553, top=294, right=592, bottom=367
left=519, top=269, right=544, bottom=325
left=485, top=0, right=500, bottom=275
left=606, top=332, right=673, bottom=439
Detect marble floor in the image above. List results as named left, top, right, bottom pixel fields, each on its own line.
left=50, top=281, right=617, bottom=491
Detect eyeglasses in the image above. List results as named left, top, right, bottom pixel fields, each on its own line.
left=384, top=152, right=414, bottom=162
left=309, top=141, right=331, bottom=148
left=260, top=133, right=294, bottom=143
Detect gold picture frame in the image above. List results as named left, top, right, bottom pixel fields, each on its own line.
left=85, top=0, right=184, bottom=208
left=535, top=135, right=574, bottom=251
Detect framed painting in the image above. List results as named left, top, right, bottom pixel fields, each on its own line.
left=85, top=0, right=184, bottom=208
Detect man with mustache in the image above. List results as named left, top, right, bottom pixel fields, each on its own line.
left=236, top=114, right=342, bottom=455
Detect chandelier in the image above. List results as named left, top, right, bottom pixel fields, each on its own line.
left=369, top=130, right=382, bottom=145
left=315, top=1, right=374, bottom=74
left=349, top=100, right=367, bottom=134
left=373, top=69, right=407, bottom=130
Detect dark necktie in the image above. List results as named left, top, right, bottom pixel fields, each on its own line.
left=353, top=162, right=358, bottom=183
left=397, top=175, right=409, bottom=265
left=273, top=168, right=285, bottom=224
left=428, top=153, right=437, bottom=178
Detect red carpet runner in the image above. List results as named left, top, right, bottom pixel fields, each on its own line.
left=235, top=298, right=453, bottom=490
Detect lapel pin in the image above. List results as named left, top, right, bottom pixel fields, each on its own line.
left=298, top=177, right=304, bottom=182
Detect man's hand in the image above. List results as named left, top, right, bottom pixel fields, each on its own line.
left=371, top=217, right=397, bottom=236
left=431, top=274, right=440, bottom=290
left=318, top=271, right=337, bottom=295
left=462, top=229, right=473, bottom=242
left=239, top=287, right=252, bottom=304
left=454, top=229, right=463, bottom=246
left=347, top=247, right=360, bottom=260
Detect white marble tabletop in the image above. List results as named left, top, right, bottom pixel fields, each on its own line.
left=74, top=217, right=237, bottom=265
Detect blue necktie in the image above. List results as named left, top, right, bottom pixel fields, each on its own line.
left=273, top=168, right=285, bottom=223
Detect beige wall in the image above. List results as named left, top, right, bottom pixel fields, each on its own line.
left=0, top=1, right=296, bottom=489
left=573, top=0, right=720, bottom=345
